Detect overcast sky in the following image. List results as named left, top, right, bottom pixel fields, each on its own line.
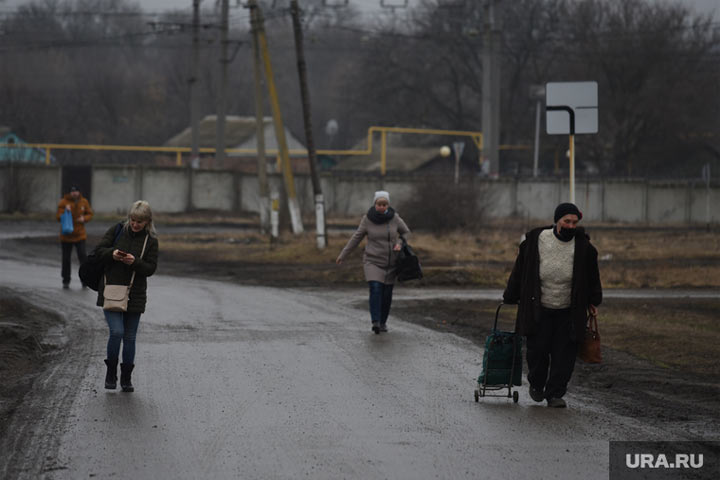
left=1, top=0, right=718, bottom=20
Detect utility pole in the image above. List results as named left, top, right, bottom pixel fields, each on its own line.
left=190, top=0, right=201, bottom=165
left=290, top=0, right=326, bottom=249
left=249, top=0, right=304, bottom=234
left=249, top=4, right=270, bottom=234
left=482, top=0, right=501, bottom=178
left=215, top=0, right=229, bottom=168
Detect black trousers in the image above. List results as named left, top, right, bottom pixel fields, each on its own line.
left=61, top=240, right=87, bottom=285
left=526, top=307, right=578, bottom=400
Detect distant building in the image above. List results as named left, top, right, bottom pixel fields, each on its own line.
left=163, top=115, right=309, bottom=172
left=0, top=128, right=56, bottom=164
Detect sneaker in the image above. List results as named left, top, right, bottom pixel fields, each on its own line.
left=379, top=324, right=388, bottom=332
left=371, top=323, right=380, bottom=334
left=529, top=386, right=544, bottom=403
left=547, top=397, right=567, bottom=408
left=62, top=283, right=70, bottom=290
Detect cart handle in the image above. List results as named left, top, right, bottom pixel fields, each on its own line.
left=493, top=303, right=504, bottom=331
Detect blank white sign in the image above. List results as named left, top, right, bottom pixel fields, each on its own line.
left=546, top=82, right=598, bottom=135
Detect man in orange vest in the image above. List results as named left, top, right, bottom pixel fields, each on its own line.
left=56, top=185, right=93, bottom=289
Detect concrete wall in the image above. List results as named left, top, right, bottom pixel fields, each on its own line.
left=0, top=164, right=60, bottom=212
left=1, top=164, right=718, bottom=224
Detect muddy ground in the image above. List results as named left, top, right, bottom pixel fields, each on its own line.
left=2, top=224, right=720, bottom=440
left=0, top=291, right=65, bottom=442
left=389, top=298, right=720, bottom=437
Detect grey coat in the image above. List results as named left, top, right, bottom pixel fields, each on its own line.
left=338, top=214, right=410, bottom=284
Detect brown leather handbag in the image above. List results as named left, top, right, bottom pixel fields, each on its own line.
left=577, top=313, right=602, bottom=364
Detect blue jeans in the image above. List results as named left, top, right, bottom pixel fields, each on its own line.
left=368, top=281, right=394, bottom=325
left=104, top=310, right=141, bottom=364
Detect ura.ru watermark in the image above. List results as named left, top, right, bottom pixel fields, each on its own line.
left=610, top=441, right=718, bottom=480
left=625, top=453, right=703, bottom=469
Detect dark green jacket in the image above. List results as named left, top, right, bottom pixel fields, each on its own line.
left=95, top=223, right=159, bottom=313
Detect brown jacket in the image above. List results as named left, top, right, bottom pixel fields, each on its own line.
left=338, top=213, right=410, bottom=284
left=56, top=193, right=93, bottom=243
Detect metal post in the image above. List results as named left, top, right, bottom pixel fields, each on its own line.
left=250, top=3, right=270, bottom=233
left=452, top=141, right=465, bottom=185
left=290, top=0, right=325, bottom=249
left=482, top=0, right=501, bottom=178
left=569, top=134, right=575, bottom=203
left=215, top=0, right=229, bottom=168
left=190, top=0, right=200, bottom=164
left=533, top=99, right=541, bottom=177
left=705, top=163, right=711, bottom=230
left=270, top=190, right=280, bottom=240
left=380, top=130, right=387, bottom=176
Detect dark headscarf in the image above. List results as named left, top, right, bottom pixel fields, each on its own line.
left=367, top=206, right=395, bottom=224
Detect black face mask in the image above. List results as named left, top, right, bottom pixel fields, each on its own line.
left=556, top=227, right=577, bottom=241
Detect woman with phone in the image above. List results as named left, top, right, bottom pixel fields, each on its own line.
left=94, top=200, right=159, bottom=392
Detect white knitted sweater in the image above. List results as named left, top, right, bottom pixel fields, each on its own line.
left=538, top=228, right=575, bottom=309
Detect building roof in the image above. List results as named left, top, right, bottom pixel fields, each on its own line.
left=164, top=115, right=307, bottom=156
left=331, top=146, right=441, bottom=173
left=0, top=132, right=55, bottom=164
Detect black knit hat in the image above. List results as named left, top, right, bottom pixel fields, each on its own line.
left=554, top=202, right=582, bottom=223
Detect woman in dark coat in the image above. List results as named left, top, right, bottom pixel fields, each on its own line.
left=503, top=202, right=602, bottom=408
left=336, top=190, right=410, bottom=334
left=95, top=200, right=159, bottom=392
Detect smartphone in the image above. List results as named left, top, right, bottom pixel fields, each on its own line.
left=116, top=250, right=128, bottom=257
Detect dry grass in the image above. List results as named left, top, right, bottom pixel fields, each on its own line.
left=598, top=299, right=720, bottom=375
left=393, top=298, right=720, bottom=377
left=159, top=223, right=720, bottom=289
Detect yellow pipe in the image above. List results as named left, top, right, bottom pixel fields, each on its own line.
left=176, top=151, right=182, bottom=166
left=45, top=148, right=51, bottom=165
left=1, top=126, right=489, bottom=166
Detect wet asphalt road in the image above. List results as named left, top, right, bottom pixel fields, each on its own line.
left=0, top=256, right=685, bottom=480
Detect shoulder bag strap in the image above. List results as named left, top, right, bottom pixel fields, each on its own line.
left=106, top=234, right=149, bottom=288
left=128, top=234, right=149, bottom=288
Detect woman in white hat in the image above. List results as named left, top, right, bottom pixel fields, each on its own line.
left=336, top=191, right=411, bottom=334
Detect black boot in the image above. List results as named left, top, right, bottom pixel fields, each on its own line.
left=120, top=363, right=135, bottom=392
left=104, top=359, right=118, bottom=389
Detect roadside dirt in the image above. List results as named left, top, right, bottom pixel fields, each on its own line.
left=389, top=298, right=720, bottom=437
left=0, top=290, right=64, bottom=442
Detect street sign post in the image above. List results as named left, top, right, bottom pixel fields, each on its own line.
left=546, top=81, right=598, bottom=203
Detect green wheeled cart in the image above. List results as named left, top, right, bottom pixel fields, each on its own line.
left=474, top=303, right=522, bottom=403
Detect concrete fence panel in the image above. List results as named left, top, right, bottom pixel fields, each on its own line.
left=689, top=184, right=719, bottom=224
left=648, top=184, right=690, bottom=223
left=192, top=170, right=234, bottom=211
left=603, top=181, right=646, bottom=222
left=93, top=166, right=141, bottom=214
left=515, top=181, right=561, bottom=220
left=142, top=168, right=188, bottom=213
left=2, top=164, right=718, bottom=225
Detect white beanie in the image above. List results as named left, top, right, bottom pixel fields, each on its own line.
left=373, top=190, right=390, bottom=203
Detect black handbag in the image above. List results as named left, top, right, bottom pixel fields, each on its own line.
left=79, top=223, right=123, bottom=291
left=396, top=237, right=423, bottom=282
